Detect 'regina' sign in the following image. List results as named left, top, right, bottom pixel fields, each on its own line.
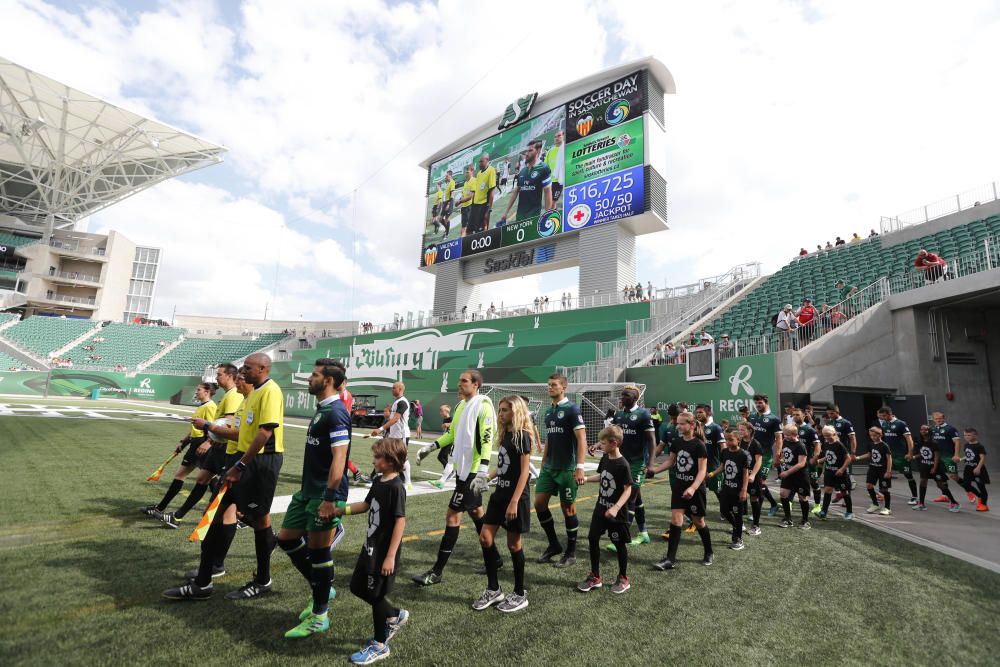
left=498, top=93, right=538, bottom=130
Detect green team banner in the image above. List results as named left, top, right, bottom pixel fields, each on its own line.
left=625, top=355, right=778, bottom=427
left=564, top=116, right=644, bottom=186
left=0, top=370, right=202, bottom=402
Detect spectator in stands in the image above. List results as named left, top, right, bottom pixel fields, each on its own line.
left=914, top=248, right=948, bottom=283
left=664, top=342, right=678, bottom=365
left=776, top=304, right=798, bottom=351
left=816, top=245, right=823, bottom=253
left=834, top=279, right=857, bottom=301
left=717, top=334, right=734, bottom=359
left=487, top=303, right=497, bottom=318
left=700, top=330, right=714, bottom=344
left=646, top=281, right=654, bottom=300
left=835, top=236, right=845, bottom=246
left=869, top=229, right=878, bottom=238
left=652, top=343, right=664, bottom=366
left=825, top=241, right=833, bottom=250
left=635, top=282, right=643, bottom=301
left=622, top=285, right=630, bottom=302
left=850, top=233, right=862, bottom=244
left=677, top=344, right=687, bottom=363
left=797, top=297, right=817, bottom=343
left=799, top=248, right=808, bottom=256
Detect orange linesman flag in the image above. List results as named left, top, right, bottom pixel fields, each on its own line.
left=146, top=451, right=180, bottom=481
left=189, top=482, right=230, bottom=542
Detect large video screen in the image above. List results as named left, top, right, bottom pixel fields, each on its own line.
left=421, top=70, right=649, bottom=268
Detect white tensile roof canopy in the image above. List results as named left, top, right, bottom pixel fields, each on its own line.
left=0, top=56, right=225, bottom=231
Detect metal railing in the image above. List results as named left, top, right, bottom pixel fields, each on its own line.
left=880, top=180, right=999, bottom=234
left=47, top=269, right=101, bottom=283
left=48, top=240, right=107, bottom=256
left=701, top=238, right=998, bottom=361
left=43, top=293, right=96, bottom=306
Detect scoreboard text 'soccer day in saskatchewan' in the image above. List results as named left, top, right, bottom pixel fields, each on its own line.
left=421, top=70, right=650, bottom=267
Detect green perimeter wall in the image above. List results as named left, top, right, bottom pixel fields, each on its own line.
left=0, top=370, right=203, bottom=403
left=625, top=355, right=778, bottom=427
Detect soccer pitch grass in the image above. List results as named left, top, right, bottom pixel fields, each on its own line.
left=2, top=403, right=999, bottom=666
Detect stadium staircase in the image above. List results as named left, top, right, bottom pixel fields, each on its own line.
left=0, top=314, right=41, bottom=370
left=136, top=336, right=186, bottom=372
left=698, top=214, right=1000, bottom=343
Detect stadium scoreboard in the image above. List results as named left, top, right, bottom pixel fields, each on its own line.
left=420, top=61, right=671, bottom=270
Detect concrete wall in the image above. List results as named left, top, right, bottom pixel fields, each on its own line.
left=880, top=198, right=1000, bottom=248
left=93, top=230, right=134, bottom=321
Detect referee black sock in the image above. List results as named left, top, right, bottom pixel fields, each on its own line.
left=696, top=525, right=713, bottom=558
left=156, top=479, right=184, bottom=511
left=279, top=536, right=311, bottom=581
left=481, top=543, right=501, bottom=591
left=666, top=523, right=681, bottom=561
left=214, top=522, right=236, bottom=570
left=433, top=525, right=460, bottom=574
left=510, top=548, right=526, bottom=595
left=173, top=482, right=208, bottom=519
left=781, top=497, right=792, bottom=520
left=537, top=508, right=560, bottom=549
left=195, top=523, right=222, bottom=587
left=822, top=492, right=832, bottom=514
left=254, top=527, right=275, bottom=584
left=565, top=514, right=579, bottom=556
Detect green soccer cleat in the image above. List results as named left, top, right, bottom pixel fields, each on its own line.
left=811, top=504, right=823, bottom=516
left=429, top=480, right=444, bottom=490
left=299, top=587, right=337, bottom=621
left=629, top=532, right=650, bottom=546
left=284, top=613, right=329, bottom=639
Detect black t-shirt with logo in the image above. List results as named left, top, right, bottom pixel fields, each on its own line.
left=963, top=442, right=986, bottom=469
left=916, top=439, right=936, bottom=467
left=670, top=437, right=708, bottom=485
left=821, top=440, right=850, bottom=472
left=780, top=439, right=807, bottom=473
left=494, top=431, right=532, bottom=500
left=868, top=442, right=891, bottom=472
left=741, top=438, right=764, bottom=476
left=720, top=447, right=749, bottom=493
left=362, top=476, right=406, bottom=567
left=595, top=455, right=632, bottom=524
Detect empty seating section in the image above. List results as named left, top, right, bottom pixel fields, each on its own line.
left=62, top=323, right=185, bottom=368
left=148, top=333, right=288, bottom=373
left=0, top=231, right=40, bottom=248
left=0, top=350, right=35, bottom=370
left=706, top=216, right=1000, bottom=341
left=0, top=313, right=19, bottom=327
left=0, top=317, right=96, bottom=358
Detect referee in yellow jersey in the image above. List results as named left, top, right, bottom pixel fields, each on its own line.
left=468, top=153, right=497, bottom=235
left=456, top=165, right=477, bottom=237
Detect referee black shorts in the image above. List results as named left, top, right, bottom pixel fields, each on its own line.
left=223, top=453, right=283, bottom=520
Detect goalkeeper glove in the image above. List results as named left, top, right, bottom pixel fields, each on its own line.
left=470, top=472, right=489, bottom=494
left=416, top=443, right=437, bottom=465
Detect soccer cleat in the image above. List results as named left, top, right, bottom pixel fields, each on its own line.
left=629, top=532, right=650, bottom=546
left=684, top=524, right=697, bottom=534
left=907, top=497, right=918, bottom=505
left=605, top=542, right=618, bottom=553
left=299, top=587, right=337, bottom=621
left=353, top=472, right=371, bottom=485
left=730, top=540, right=745, bottom=551
left=184, top=565, right=226, bottom=580
left=331, top=522, right=346, bottom=549
left=161, top=512, right=182, bottom=529
left=976, top=503, right=989, bottom=512
left=349, top=639, right=390, bottom=665
left=411, top=570, right=442, bottom=586
left=428, top=480, right=444, bottom=490
left=472, top=587, right=505, bottom=611
left=162, top=582, right=212, bottom=600
left=553, top=554, right=576, bottom=569
left=385, top=608, right=409, bottom=640
left=577, top=573, right=602, bottom=592
left=284, top=613, right=329, bottom=639
left=498, top=592, right=528, bottom=613
left=912, top=503, right=927, bottom=511
left=611, top=575, right=630, bottom=594
left=967, top=491, right=977, bottom=503
left=818, top=511, right=828, bottom=520
left=878, top=508, right=892, bottom=516
left=139, top=505, right=160, bottom=517
left=866, top=505, right=880, bottom=514
left=767, top=505, right=779, bottom=517
left=778, top=519, right=794, bottom=528
left=948, top=503, right=960, bottom=513
left=653, top=557, right=676, bottom=571
left=746, top=525, right=762, bottom=536
left=799, top=521, right=811, bottom=530
left=702, top=553, right=714, bottom=566
left=224, top=577, right=272, bottom=600
left=235, top=520, right=249, bottom=530
left=843, top=512, right=854, bottom=521
left=932, top=495, right=949, bottom=503
left=536, top=544, right=563, bottom=563
left=660, top=530, right=671, bottom=540
left=811, top=504, right=823, bottom=516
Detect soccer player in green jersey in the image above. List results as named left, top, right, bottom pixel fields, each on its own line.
left=826, top=404, right=857, bottom=495
left=792, top=408, right=822, bottom=507
left=277, top=360, right=352, bottom=638
left=413, top=370, right=495, bottom=585
left=748, top=394, right=782, bottom=516
left=534, top=373, right=588, bottom=568
left=695, top=404, right=725, bottom=509
left=877, top=406, right=918, bottom=504
left=608, top=386, right=656, bottom=549
left=930, top=411, right=962, bottom=509
left=498, top=139, right=554, bottom=224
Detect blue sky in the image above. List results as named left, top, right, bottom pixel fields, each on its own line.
left=3, top=0, right=999, bottom=325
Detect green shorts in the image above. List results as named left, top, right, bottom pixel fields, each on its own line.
left=536, top=467, right=578, bottom=504
left=628, top=460, right=646, bottom=489
left=281, top=491, right=343, bottom=532
left=760, top=456, right=773, bottom=480
left=706, top=459, right=721, bottom=493
left=940, top=459, right=958, bottom=476
left=808, top=464, right=821, bottom=482
left=891, top=454, right=913, bottom=474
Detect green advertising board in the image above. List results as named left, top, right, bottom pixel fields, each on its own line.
left=625, top=355, right=778, bottom=426
left=565, top=116, right=644, bottom=186
left=0, top=370, right=203, bottom=402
